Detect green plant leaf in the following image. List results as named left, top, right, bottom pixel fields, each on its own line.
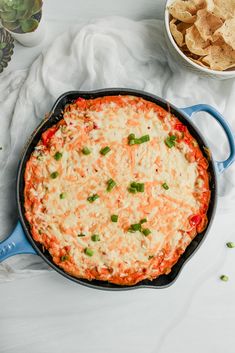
left=0, top=49, right=3, bottom=60
left=2, top=19, right=20, bottom=30
left=31, top=0, right=42, bottom=15
left=0, top=9, right=17, bottom=21
left=20, top=17, right=38, bottom=32
left=0, top=42, right=6, bottom=49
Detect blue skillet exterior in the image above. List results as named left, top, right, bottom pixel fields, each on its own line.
left=1, top=89, right=235, bottom=290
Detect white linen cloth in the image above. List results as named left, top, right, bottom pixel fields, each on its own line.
left=0, top=16, right=235, bottom=280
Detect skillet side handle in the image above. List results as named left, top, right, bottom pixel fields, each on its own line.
left=181, top=104, right=235, bottom=173
left=0, top=221, right=36, bottom=262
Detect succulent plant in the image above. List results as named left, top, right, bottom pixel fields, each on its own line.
left=0, top=27, right=14, bottom=73
left=0, top=0, right=43, bottom=33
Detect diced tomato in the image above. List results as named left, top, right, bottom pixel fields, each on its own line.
left=41, top=126, right=57, bottom=146
left=75, top=97, right=85, bottom=104
left=175, top=123, right=186, bottom=132
left=189, top=214, right=202, bottom=227
left=184, top=136, right=191, bottom=145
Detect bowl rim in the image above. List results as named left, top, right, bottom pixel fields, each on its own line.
left=164, top=0, right=235, bottom=76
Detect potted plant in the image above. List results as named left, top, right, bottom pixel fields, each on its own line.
left=0, top=0, right=45, bottom=47
left=0, top=26, right=14, bottom=73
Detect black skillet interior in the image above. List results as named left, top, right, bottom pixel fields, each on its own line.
left=17, top=89, right=217, bottom=290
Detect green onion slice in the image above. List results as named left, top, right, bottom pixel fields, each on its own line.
left=107, top=179, right=116, bottom=192
left=111, top=214, right=118, bottom=222
left=100, top=146, right=111, bottom=155
left=165, top=135, right=177, bottom=148
left=142, top=228, right=151, bottom=236
left=82, top=147, right=91, bottom=155
left=84, top=248, right=94, bottom=257
left=162, top=182, right=169, bottom=190
left=87, top=194, right=99, bottom=203
left=50, top=171, right=59, bottom=179
left=91, top=234, right=100, bottom=242
left=54, top=152, right=63, bottom=160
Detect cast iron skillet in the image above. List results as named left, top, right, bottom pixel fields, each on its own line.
left=1, top=88, right=235, bottom=290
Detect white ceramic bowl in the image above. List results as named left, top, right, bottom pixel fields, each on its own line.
left=164, top=0, right=235, bottom=80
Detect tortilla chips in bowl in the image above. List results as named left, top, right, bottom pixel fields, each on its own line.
left=164, top=0, right=235, bottom=79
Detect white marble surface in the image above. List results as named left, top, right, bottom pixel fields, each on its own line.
left=1, top=1, right=235, bottom=353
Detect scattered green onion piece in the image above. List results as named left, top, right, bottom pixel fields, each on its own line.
left=129, top=139, right=136, bottom=146
left=107, top=179, right=116, bottom=192
left=162, top=182, right=169, bottom=190
left=130, top=182, right=138, bottom=188
left=140, top=218, right=147, bottom=224
left=137, top=183, right=145, bottom=192
left=82, top=147, right=91, bottom=155
left=130, top=223, right=142, bottom=232
left=142, top=228, right=151, bottom=236
left=87, top=194, right=99, bottom=203
left=165, top=135, right=177, bottom=148
left=54, top=151, right=63, bottom=161
left=84, top=248, right=94, bottom=257
left=220, top=275, right=229, bottom=282
left=128, top=133, right=135, bottom=140
left=111, top=214, right=118, bottom=222
left=91, top=234, right=100, bottom=242
left=50, top=171, right=59, bottom=179
left=60, top=193, right=66, bottom=199
left=148, top=255, right=154, bottom=260
left=226, top=242, right=235, bottom=248
left=61, top=255, right=69, bottom=262
left=100, top=146, right=111, bottom=155
left=139, top=135, right=150, bottom=143
left=78, top=233, right=86, bottom=237
left=128, top=187, right=137, bottom=194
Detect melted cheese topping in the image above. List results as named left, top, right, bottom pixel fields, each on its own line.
left=24, top=95, right=210, bottom=285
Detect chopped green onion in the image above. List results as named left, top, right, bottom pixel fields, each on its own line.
left=60, top=255, right=69, bottom=262
left=139, top=135, right=150, bottom=143
left=165, top=135, right=177, bottom=148
left=50, top=171, right=59, bottom=179
left=111, top=214, right=118, bottom=222
left=77, top=233, right=86, bottom=237
left=226, top=242, right=235, bottom=248
left=107, top=179, right=116, bottom=192
left=220, top=275, right=229, bottom=282
left=129, top=223, right=142, bottom=232
left=140, top=218, right=147, bottom=224
left=82, top=147, right=91, bottom=155
left=142, top=228, right=151, bottom=236
left=148, top=255, right=154, bottom=260
left=128, top=133, right=135, bottom=140
left=137, top=183, right=145, bottom=192
left=84, top=248, right=94, bottom=257
left=87, top=194, right=99, bottom=203
left=128, top=187, right=137, bottom=194
left=54, top=152, right=63, bottom=161
left=100, top=146, right=111, bottom=155
left=59, top=192, right=66, bottom=199
left=91, top=234, right=100, bottom=242
left=162, top=182, right=169, bottom=190
left=128, top=134, right=150, bottom=146
left=128, top=182, right=144, bottom=193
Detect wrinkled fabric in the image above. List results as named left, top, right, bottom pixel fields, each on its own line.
left=0, top=17, right=234, bottom=280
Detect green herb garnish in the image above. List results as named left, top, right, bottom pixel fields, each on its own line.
left=61, top=255, right=69, bottom=262
left=162, top=182, right=169, bottom=190
left=226, top=242, right=235, bottom=248
left=128, top=133, right=150, bottom=146
left=100, top=146, right=111, bottom=155
left=128, top=182, right=145, bottom=193
left=50, top=171, right=59, bottom=179
left=220, top=275, right=229, bottom=282
left=140, top=218, right=147, bottom=224
left=91, top=234, right=100, bottom=242
left=54, top=152, right=62, bottom=161
left=60, top=193, right=66, bottom=199
left=78, top=233, right=86, bottom=237
left=165, top=135, right=177, bottom=148
left=84, top=248, right=94, bottom=257
left=87, top=194, right=99, bottom=203
left=111, top=214, right=118, bottom=222
left=82, top=147, right=91, bottom=155
left=142, top=228, right=151, bottom=236
left=129, top=223, right=142, bottom=232
left=107, top=179, right=116, bottom=192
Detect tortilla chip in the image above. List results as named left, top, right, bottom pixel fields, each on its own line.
left=194, top=9, right=223, bottom=41
left=212, top=0, right=235, bottom=20
left=170, top=19, right=185, bottom=47
left=177, top=22, right=192, bottom=35
left=190, top=57, right=211, bottom=68
left=202, top=42, right=235, bottom=70
left=168, top=0, right=197, bottom=23
left=191, top=0, right=207, bottom=9
left=213, top=18, right=235, bottom=50
left=185, top=25, right=210, bottom=55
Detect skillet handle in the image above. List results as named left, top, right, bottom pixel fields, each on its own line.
left=181, top=104, right=235, bottom=173
left=0, top=221, right=36, bottom=262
